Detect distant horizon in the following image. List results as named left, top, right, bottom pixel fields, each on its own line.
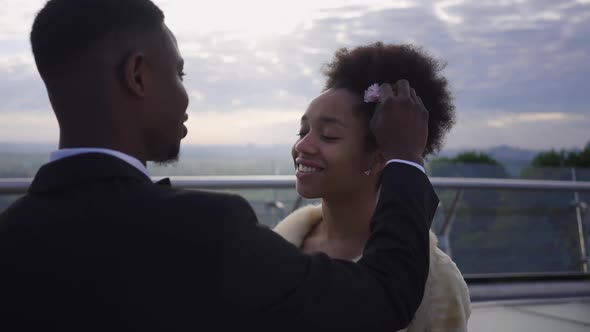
left=0, top=141, right=584, bottom=155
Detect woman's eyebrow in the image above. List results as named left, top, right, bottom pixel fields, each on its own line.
left=318, top=116, right=348, bottom=128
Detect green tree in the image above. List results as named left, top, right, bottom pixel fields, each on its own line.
left=531, top=150, right=567, bottom=168
left=452, top=151, right=501, bottom=165
left=522, top=142, right=590, bottom=179
left=567, top=143, right=590, bottom=168
left=529, top=142, right=590, bottom=169
left=428, top=151, right=508, bottom=178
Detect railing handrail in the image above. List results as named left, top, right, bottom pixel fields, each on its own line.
left=1, top=175, right=590, bottom=194
left=464, top=271, right=590, bottom=282
left=2, top=175, right=589, bottom=280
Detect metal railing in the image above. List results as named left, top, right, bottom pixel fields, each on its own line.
left=2, top=175, right=590, bottom=300
left=2, top=175, right=590, bottom=273
left=2, top=175, right=590, bottom=193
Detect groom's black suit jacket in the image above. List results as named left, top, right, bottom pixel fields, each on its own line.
left=0, top=153, right=439, bottom=331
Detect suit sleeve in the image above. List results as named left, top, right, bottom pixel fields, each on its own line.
left=219, top=163, right=439, bottom=331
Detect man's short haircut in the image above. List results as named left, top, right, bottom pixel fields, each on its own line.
left=31, top=0, right=164, bottom=81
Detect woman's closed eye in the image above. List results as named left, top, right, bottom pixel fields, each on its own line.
left=297, top=131, right=339, bottom=141
left=321, top=135, right=340, bottom=141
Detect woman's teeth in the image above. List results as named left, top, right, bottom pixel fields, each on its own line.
left=298, top=164, right=322, bottom=173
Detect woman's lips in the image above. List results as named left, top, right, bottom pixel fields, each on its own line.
left=295, top=158, right=325, bottom=178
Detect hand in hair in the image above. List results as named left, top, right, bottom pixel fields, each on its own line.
left=370, top=79, right=429, bottom=166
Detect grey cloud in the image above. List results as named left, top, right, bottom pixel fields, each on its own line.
left=173, top=0, right=589, bottom=123
left=2, top=0, right=589, bottom=135
left=180, top=4, right=455, bottom=114
left=423, top=0, right=590, bottom=115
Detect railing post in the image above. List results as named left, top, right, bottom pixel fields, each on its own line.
left=583, top=203, right=590, bottom=268
left=437, top=188, right=464, bottom=258
left=571, top=168, right=589, bottom=273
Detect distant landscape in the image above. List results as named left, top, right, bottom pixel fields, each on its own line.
left=1, top=143, right=588, bottom=276
left=0, top=142, right=543, bottom=177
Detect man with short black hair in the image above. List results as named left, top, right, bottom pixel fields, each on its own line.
left=0, top=0, right=438, bottom=331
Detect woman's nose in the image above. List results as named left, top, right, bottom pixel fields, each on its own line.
left=294, top=133, right=318, bottom=155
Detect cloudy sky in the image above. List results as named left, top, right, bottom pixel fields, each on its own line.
left=0, top=0, right=589, bottom=150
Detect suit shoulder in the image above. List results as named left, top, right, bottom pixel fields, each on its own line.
left=174, top=188, right=252, bottom=209
left=0, top=196, right=29, bottom=228
left=133, top=184, right=242, bottom=204
left=142, top=186, right=255, bottom=218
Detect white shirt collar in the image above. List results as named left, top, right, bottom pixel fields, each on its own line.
left=49, top=148, right=150, bottom=177
left=385, top=159, right=425, bottom=174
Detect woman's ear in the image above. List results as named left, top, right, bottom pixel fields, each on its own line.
left=364, top=150, right=387, bottom=176
left=373, top=151, right=387, bottom=173
left=121, top=51, right=147, bottom=98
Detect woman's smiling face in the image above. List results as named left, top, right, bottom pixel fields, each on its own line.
left=292, top=88, right=379, bottom=199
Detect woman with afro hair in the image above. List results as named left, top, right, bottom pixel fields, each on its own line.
left=275, top=42, right=470, bottom=331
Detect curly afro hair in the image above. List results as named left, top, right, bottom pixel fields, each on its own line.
left=322, top=42, right=455, bottom=156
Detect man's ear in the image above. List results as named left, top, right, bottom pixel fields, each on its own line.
left=122, top=52, right=147, bottom=97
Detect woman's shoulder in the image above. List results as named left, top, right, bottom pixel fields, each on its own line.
left=428, top=233, right=465, bottom=280
left=418, top=231, right=471, bottom=331
left=428, top=231, right=469, bottom=293
left=273, top=204, right=322, bottom=247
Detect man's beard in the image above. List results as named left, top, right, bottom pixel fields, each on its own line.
left=147, top=136, right=180, bottom=166
left=154, top=145, right=180, bottom=166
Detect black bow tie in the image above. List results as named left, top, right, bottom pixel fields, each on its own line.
left=154, top=177, right=171, bottom=187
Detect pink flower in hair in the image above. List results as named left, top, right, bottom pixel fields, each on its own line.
left=363, top=83, right=380, bottom=103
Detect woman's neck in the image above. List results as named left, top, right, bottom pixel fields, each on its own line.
left=321, top=195, right=375, bottom=240
left=303, top=189, right=378, bottom=259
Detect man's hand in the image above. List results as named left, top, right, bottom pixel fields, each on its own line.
left=369, top=80, right=429, bottom=166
